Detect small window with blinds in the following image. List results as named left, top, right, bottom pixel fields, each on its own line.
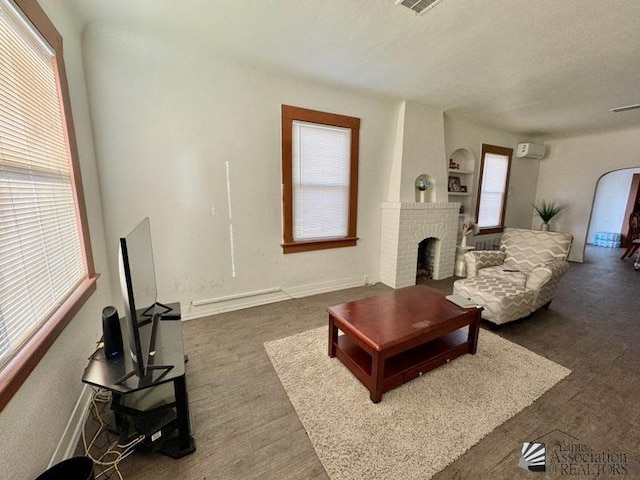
left=0, top=0, right=95, bottom=410
left=281, top=105, right=359, bottom=253
left=475, top=144, right=513, bottom=234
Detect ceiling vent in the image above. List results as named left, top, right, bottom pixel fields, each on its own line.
left=395, top=0, right=445, bottom=15
left=609, top=103, right=640, bottom=113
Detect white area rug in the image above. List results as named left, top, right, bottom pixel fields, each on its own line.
left=264, top=327, right=570, bottom=480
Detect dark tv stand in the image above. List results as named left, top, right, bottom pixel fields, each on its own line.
left=82, top=302, right=195, bottom=459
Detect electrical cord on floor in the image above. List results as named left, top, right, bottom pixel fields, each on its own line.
left=82, top=387, right=145, bottom=480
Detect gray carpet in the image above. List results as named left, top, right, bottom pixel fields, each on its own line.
left=265, top=326, right=570, bottom=480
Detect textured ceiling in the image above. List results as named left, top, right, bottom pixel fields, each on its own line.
left=68, top=0, right=640, bottom=138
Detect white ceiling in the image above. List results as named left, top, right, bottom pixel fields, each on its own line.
left=68, top=0, right=640, bottom=138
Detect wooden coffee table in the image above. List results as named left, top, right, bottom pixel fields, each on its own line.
left=327, top=285, right=482, bottom=403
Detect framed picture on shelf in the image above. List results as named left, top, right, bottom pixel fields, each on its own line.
left=448, top=176, right=461, bottom=192
left=460, top=185, right=467, bottom=192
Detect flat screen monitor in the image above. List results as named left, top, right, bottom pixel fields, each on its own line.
left=117, top=217, right=172, bottom=383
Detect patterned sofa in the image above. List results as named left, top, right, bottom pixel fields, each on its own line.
left=453, top=228, right=573, bottom=325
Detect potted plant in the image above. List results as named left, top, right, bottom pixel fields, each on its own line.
left=533, top=200, right=566, bottom=231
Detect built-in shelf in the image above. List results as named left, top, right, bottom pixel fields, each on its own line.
left=448, top=148, right=476, bottom=216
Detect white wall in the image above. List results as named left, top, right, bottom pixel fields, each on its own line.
left=81, top=26, right=398, bottom=317
left=536, top=126, right=640, bottom=262
left=387, top=102, right=405, bottom=203
left=0, top=2, right=112, bottom=479
left=443, top=116, right=541, bottom=241
left=390, top=101, right=448, bottom=203
left=587, top=168, right=640, bottom=244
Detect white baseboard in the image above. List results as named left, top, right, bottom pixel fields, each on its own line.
left=49, top=385, right=93, bottom=467
left=183, top=275, right=379, bottom=321
left=283, top=276, right=378, bottom=299
left=184, top=290, right=292, bottom=319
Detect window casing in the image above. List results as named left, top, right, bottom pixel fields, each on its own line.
left=281, top=105, right=359, bottom=253
left=0, top=0, right=97, bottom=412
left=475, top=144, right=513, bottom=235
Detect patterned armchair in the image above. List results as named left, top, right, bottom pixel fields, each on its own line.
left=453, top=228, right=573, bottom=325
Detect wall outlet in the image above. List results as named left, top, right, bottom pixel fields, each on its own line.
left=363, top=275, right=369, bottom=285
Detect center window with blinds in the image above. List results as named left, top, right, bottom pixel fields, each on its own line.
left=0, top=0, right=87, bottom=369
left=281, top=105, right=360, bottom=253
left=475, top=144, right=513, bottom=234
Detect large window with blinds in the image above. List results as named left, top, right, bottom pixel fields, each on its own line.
left=281, top=105, right=359, bottom=254
left=475, top=144, right=513, bottom=234
left=0, top=0, right=96, bottom=411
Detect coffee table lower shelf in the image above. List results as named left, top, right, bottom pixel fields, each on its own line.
left=334, top=329, right=470, bottom=398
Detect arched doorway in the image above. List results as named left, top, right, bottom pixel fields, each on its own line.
left=586, top=167, right=640, bottom=260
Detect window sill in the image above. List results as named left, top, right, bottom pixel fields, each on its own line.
left=0, top=273, right=99, bottom=412
left=476, top=227, right=505, bottom=235
left=282, top=236, right=358, bottom=254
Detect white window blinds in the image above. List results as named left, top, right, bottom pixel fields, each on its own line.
left=0, top=0, right=86, bottom=368
left=291, top=120, right=350, bottom=241
left=477, top=153, right=509, bottom=228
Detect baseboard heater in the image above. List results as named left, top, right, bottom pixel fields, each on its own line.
left=192, top=287, right=282, bottom=307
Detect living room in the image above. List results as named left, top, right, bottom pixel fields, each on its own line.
left=1, top=0, right=639, bottom=479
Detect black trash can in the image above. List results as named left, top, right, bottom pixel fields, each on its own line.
left=35, top=456, right=95, bottom=480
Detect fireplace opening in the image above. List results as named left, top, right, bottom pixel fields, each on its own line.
left=416, top=237, right=438, bottom=281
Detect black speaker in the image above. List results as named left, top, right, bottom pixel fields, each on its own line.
left=102, top=306, right=123, bottom=359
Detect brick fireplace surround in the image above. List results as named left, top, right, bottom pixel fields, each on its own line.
left=380, top=202, right=460, bottom=288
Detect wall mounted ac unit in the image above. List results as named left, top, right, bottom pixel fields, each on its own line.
left=516, top=143, right=545, bottom=159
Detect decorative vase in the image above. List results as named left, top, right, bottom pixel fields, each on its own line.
left=541, top=223, right=550, bottom=232
left=419, top=190, right=425, bottom=203
left=461, top=235, right=467, bottom=247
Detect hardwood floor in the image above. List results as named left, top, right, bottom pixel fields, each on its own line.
left=104, top=246, right=639, bottom=479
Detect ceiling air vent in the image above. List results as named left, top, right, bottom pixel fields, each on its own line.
left=609, top=103, right=640, bottom=113
left=395, top=0, right=445, bottom=15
